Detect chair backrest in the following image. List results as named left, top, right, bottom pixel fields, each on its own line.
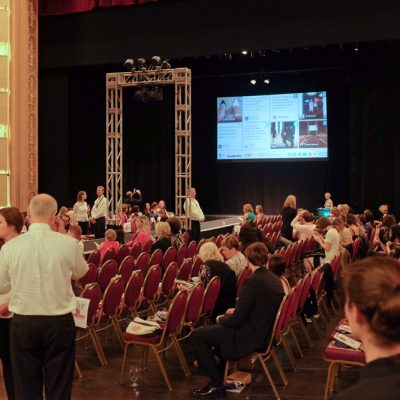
left=129, top=242, right=142, bottom=259
left=175, top=244, right=187, bottom=267
left=135, top=251, right=151, bottom=276
left=101, top=275, right=124, bottom=316
left=116, top=244, right=130, bottom=266
left=143, top=264, right=162, bottom=302
left=149, top=248, right=163, bottom=268
left=215, top=234, right=224, bottom=248
left=142, top=239, right=153, bottom=254
left=369, top=227, right=377, bottom=244
left=97, top=259, right=118, bottom=292
left=79, top=263, right=98, bottom=288
left=165, top=290, right=188, bottom=335
left=162, top=246, right=177, bottom=271
left=101, top=246, right=116, bottom=266
left=81, top=282, right=102, bottom=325
left=124, top=270, right=144, bottom=308
left=118, top=255, right=135, bottom=286
left=311, top=267, right=322, bottom=292
left=261, top=295, right=286, bottom=353
left=201, top=276, right=221, bottom=316
left=186, top=240, right=197, bottom=259
left=236, top=267, right=253, bottom=298
left=161, top=261, right=179, bottom=297
left=87, top=250, right=101, bottom=268
left=196, top=238, right=206, bottom=254
left=331, top=254, right=342, bottom=279
left=190, top=254, right=202, bottom=278
left=352, top=237, right=362, bottom=261
left=182, top=231, right=190, bottom=245
left=298, top=273, right=312, bottom=312
left=274, top=293, right=291, bottom=341
left=177, top=258, right=192, bottom=281
left=288, top=278, right=303, bottom=320
left=184, top=282, right=205, bottom=324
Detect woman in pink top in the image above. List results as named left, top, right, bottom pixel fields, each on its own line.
left=96, top=229, right=120, bottom=260
left=126, top=215, right=153, bottom=249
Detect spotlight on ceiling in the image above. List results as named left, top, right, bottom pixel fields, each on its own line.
left=264, top=78, right=270, bottom=84
left=123, top=58, right=135, bottom=72
left=161, top=60, right=172, bottom=69
left=250, top=78, right=257, bottom=85
left=241, top=50, right=248, bottom=55
left=149, top=56, right=162, bottom=70
left=136, top=58, right=147, bottom=71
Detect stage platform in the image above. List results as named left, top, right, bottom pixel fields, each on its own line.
left=83, top=214, right=242, bottom=253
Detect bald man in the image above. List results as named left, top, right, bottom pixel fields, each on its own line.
left=0, top=194, right=88, bottom=400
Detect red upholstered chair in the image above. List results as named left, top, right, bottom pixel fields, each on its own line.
left=149, top=248, right=163, bottom=268
left=116, top=244, right=130, bottom=267
left=77, top=283, right=106, bottom=367
left=142, top=264, right=162, bottom=314
left=79, top=263, right=97, bottom=289
left=120, top=290, right=189, bottom=390
left=157, top=261, right=179, bottom=306
left=215, top=234, right=224, bottom=248
left=123, top=270, right=144, bottom=318
left=236, top=266, right=253, bottom=298
left=351, top=237, right=362, bottom=262
left=175, top=244, right=187, bottom=267
left=186, top=240, right=197, bottom=259
left=97, top=259, right=118, bottom=292
left=201, top=276, right=221, bottom=318
left=177, top=258, right=192, bottom=281
left=190, top=254, right=202, bottom=278
left=224, top=295, right=287, bottom=400
left=196, top=238, right=206, bottom=254
left=93, top=276, right=125, bottom=355
left=101, top=246, right=116, bottom=266
left=129, top=242, right=142, bottom=259
left=118, top=256, right=135, bottom=287
left=87, top=250, right=101, bottom=268
left=162, top=246, right=177, bottom=272
left=142, top=239, right=153, bottom=254
left=135, top=251, right=151, bottom=276
left=323, top=323, right=365, bottom=400
left=182, top=230, right=190, bottom=245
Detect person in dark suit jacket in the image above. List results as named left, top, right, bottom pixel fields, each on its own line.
left=190, top=242, right=285, bottom=399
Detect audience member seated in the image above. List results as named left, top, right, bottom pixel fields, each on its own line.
left=378, top=203, right=389, bottom=221
left=158, top=200, right=174, bottom=218
left=363, top=209, right=375, bottom=238
left=96, top=229, right=120, bottom=260
left=239, top=222, right=274, bottom=254
left=375, top=214, right=397, bottom=252
left=126, top=214, right=153, bottom=249
left=167, top=217, right=185, bottom=249
left=219, top=235, right=247, bottom=277
left=255, top=204, right=266, bottom=226
left=291, top=210, right=316, bottom=241
left=62, top=214, right=71, bottom=232
left=386, top=225, right=400, bottom=259
left=67, top=225, right=84, bottom=253
left=330, top=207, right=341, bottom=219
left=143, top=202, right=151, bottom=218
left=190, top=242, right=285, bottom=399
left=198, top=242, right=236, bottom=322
left=116, top=204, right=128, bottom=226
left=333, top=256, right=400, bottom=400
left=314, top=217, right=341, bottom=265
left=242, top=203, right=256, bottom=225
left=281, top=194, right=297, bottom=242
left=336, top=217, right=353, bottom=253
left=151, top=222, right=172, bottom=254
left=268, top=254, right=291, bottom=295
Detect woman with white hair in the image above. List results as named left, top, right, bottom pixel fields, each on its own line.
left=151, top=221, right=172, bottom=254
left=198, top=242, right=236, bottom=321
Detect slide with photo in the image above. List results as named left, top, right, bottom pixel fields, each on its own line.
left=217, top=91, right=328, bottom=161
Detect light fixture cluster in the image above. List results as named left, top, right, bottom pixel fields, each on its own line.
left=250, top=75, right=271, bottom=86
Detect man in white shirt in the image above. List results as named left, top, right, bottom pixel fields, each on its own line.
left=90, top=185, right=108, bottom=238
left=183, top=187, right=204, bottom=242
left=0, top=194, right=88, bottom=400
left=291, top=210, right=316, bottom=241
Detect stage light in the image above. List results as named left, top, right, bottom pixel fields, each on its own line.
left=136, top=58, right=147, bottom=71
left=250, top=78, right=257, bottom=85
left=161, top=60, right=172, bottom=69
left=264, top=78, right=270, bottom=84
left=354, top=46, right=359, bottom=52
left=241, top=50, right=248, bottom=55
left=123, top=58, right=135, bottom=72
left=149, top=56, right=162, bottom=70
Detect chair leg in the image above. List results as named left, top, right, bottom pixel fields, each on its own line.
left=112, top=317, right=124, bottom=349
left=172, top=338, right=191, bottom=376
left=280, top=337, right=297, bottom=371
left=324, top=362, right=339, bottom=400
left=257, top=354, right=281, bottom=400
left=152, top=347, right=172, bottom=391
left=75, top=360, right=83, bottom=379
left=288, top=327, right=303, bottom=358
left=223, top=361, right=230, bottom=383
left=317, top=304, right=328, bottom=328
left=311, top=317, right=322, bottom=338
left=270, top=349, right=288, bottom=385
left=89, top=328, right=107, bottom=365
left=120, top=343, right=130, bottom=384
left=297, top=315, right=313, bottom=348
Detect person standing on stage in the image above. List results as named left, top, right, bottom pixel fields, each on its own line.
left=184, top=187, right=204, bottom=242
left=0, top=194, right=88, bottom=400
left=90, top=185, right=108, bottom=238
left=73, top=190, right=89, bottom=235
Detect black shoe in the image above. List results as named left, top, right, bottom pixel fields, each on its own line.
left=190, top=383, right=211, bottom=395
left=190, top=384, right=227, bottom=399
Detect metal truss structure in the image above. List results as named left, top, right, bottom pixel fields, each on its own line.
left=106, top=68, right=192, bottom=227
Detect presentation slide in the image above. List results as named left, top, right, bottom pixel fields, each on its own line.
left=217, top=91, right=328, bottom=161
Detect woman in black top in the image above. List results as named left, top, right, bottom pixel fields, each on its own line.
left=281, top=194, right=297, bottom=240
left=150, top=221, right=172, bottom=255
left=334, top=256, right=400, bottom=400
